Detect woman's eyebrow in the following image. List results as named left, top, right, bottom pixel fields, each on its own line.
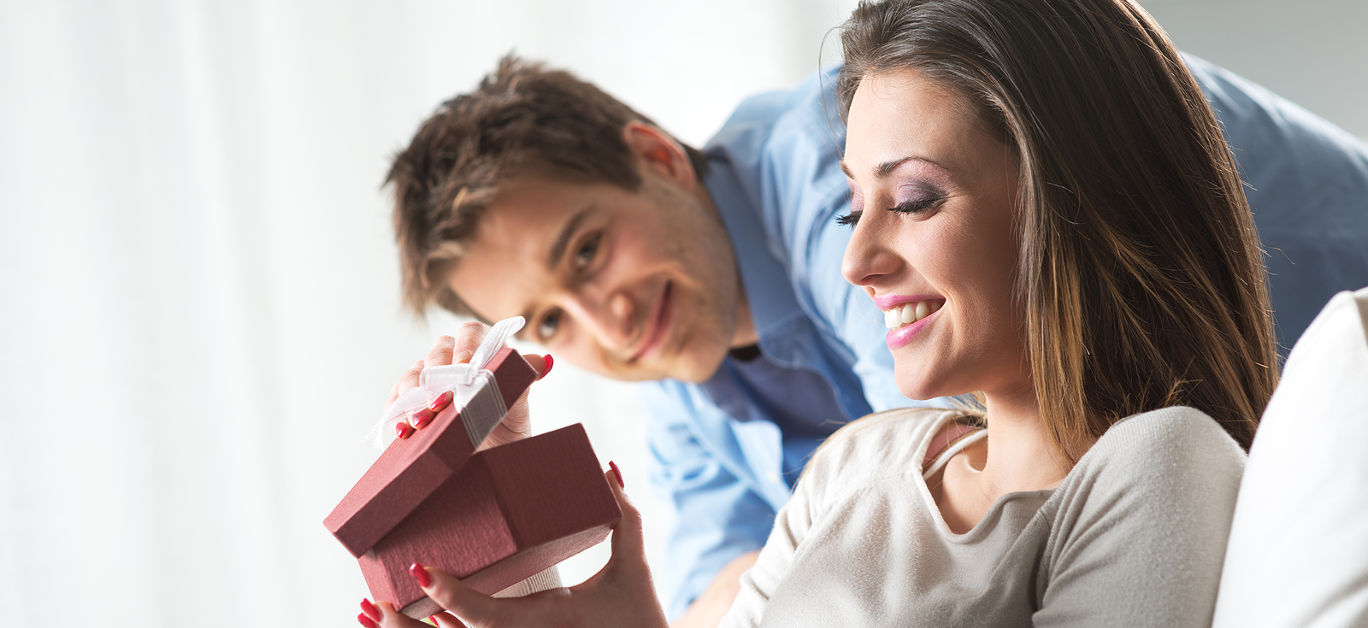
left=840, top=154, right=950, bottom=180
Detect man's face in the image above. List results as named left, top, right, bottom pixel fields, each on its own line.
left=448, top=172, right=748, bottom=383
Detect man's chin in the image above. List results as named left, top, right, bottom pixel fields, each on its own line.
left=613, top=350, right=727, bottom=384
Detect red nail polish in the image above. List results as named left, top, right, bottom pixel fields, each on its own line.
left=360, top=598, right=381, bottom=622
left=395, top=422, right=415, bottom=440
left=411, top=408, right=435, bottom=429
left=428, top=390, right=453, bottom=412
left=410, top=562, right=433, bottom=588
left=429, top=616, right=440, bottom=626
left=537, top=354, right=555, bottom=381
left=609, top=460, right=624, bottom=488
left=357, top=612, right=379, bottom=628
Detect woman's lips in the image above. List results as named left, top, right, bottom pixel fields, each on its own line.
left=886, top=305, right=941, bottom=349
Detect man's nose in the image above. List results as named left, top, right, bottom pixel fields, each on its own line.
left=564, top=286, right=637, bottom=348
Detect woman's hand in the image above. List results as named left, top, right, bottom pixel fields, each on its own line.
left=360, top=467, right=669, bottom=628
left=384, top=321, right=552, bottom=451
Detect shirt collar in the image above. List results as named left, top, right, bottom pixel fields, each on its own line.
left=702, top=154, right=806, bottom=358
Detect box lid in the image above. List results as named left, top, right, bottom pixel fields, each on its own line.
left=323, top=346, right=538, bottom=557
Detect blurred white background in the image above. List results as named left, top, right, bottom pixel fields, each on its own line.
left=0, top=1, right=1363, bottom=627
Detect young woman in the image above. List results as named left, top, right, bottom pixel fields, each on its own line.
left=364, top=0, right=1277, bottom=625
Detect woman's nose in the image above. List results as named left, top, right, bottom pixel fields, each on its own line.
left=841, top=216, right=901, bottom=289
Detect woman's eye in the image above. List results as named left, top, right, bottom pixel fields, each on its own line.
left=891, top=194, right=946, bottom=215
left=573, top=233, right=601, bottom=269
left=537, top=310, right=561, bottom=340
left=837, top=183, right=865, bottom=227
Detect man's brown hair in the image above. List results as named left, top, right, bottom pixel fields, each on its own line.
left=386, top=54, right=708, bottom=318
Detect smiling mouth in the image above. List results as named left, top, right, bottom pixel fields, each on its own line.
left=630, top=281, right=673, bottom=363
left=883, top=300, right=944, bottom=330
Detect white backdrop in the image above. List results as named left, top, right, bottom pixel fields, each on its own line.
left=0, top=2, right=1363, bottom=627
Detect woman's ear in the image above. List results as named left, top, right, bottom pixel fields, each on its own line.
left=622, top=121, right=696, bottom=191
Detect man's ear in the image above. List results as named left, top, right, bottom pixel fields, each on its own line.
left=622, top=121, right=696, bottom=191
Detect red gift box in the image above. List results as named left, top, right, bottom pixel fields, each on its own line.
left=325, top=347, right=622, bottom=618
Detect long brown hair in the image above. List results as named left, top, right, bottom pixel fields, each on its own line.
left=839, top=0, right=1278, bottom=457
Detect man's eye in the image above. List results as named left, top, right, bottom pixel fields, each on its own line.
left=537, top=310, right=561, bottom=340
left=573, top=233, right=601, bottom=269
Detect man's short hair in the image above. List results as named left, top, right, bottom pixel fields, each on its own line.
left=385, top=54, right=709, bottom=318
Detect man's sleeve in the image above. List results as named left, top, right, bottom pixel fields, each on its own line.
left=639, top=380, right=780, bottom=619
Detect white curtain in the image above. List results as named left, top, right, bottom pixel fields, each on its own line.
left=0, top=1, right=853, bottom=626
left=2, top=2, right=1362, bottom=627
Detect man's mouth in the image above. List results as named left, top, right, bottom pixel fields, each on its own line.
left=630, top=281, right=674, bottom=362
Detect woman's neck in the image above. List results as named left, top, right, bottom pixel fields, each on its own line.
left=974, top=386, right=1076, bottom=494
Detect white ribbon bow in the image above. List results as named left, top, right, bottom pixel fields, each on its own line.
left=367, top=316, right=525, bottom=448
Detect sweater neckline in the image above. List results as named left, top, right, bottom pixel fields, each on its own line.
left=913, top=413, right=1055, bottom=544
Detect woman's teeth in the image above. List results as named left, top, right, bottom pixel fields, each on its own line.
left=883, top=301, right=941, bottom=329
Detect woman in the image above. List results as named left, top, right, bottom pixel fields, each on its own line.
left=364, top=0, right=1276, bottom=625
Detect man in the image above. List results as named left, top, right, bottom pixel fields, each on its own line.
left=384, top=54, right=1368, bottom=623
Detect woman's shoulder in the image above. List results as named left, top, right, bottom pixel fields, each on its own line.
left=807, top=407, right=964, bottom=478
left=1092, top=406, right=1245, bottom=463
left=1068, top=406, right=1247, bottom=497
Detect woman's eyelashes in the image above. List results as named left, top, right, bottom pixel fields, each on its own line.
left=892, top=193, right=946, bottom=215
left=836, top=193, right=947, bottom=226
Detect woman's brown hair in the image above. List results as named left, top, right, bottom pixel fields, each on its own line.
left=838, top=0, right=1278, bottom=457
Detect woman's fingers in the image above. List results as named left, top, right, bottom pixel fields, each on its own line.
left=371, top=600, right=433, bottom=628
left=522, top=353, right=550, bottom=381
left=410, top=563, right=501, bottom=626
left=428, top=611, right=467, bottom=628
left=605, top=464, right=648, bottom=566
left=386, top=360, right=426, bottom=409
left=448, top=321, right=491, bottom=366
left=424, top=335, right=456, bottom=369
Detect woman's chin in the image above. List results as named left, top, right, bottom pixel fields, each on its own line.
left=894, top=369, right=944, bottom=404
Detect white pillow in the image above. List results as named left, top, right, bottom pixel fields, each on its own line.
left=1213, top=288, right=1368, bottom=627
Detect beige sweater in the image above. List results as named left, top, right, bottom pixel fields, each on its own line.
left=720, top=407, right=1246, bottom=627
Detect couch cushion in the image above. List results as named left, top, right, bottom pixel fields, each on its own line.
left=1213, top=288, right=1368, bottom=627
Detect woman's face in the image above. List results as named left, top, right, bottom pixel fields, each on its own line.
left=840, top=68, right=1028, bottom=402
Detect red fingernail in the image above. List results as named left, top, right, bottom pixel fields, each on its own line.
left=429, top=616, right=440, bottom=626
left=428, top=391, right=453, bottom=412
left=358, top=596, right=380, bottom=621
left=357, top=612, right=379, bottom=628
left=411, top=408, right=435, bottom=429
left=537, top=354, right=554, bottom=381
left=410, top=562, right=433, bottom=588
left=609, top=460, right=624, bottom=488
left=360, top=598, right=381, bottom=622
left=395, top=422, right=415, bottom=440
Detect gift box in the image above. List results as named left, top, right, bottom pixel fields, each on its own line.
left=325, top=347, right=622, bottom=618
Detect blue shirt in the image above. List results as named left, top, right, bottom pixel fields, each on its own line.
left=643, top=58, right=1368, bottom=617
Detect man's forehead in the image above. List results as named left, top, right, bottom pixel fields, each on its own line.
left=450, top=188, right=593, bottom=328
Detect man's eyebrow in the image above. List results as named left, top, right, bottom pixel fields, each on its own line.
left=513, top=205, right=594, bottom=341
left=547, top=206, right=594, bottom=271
